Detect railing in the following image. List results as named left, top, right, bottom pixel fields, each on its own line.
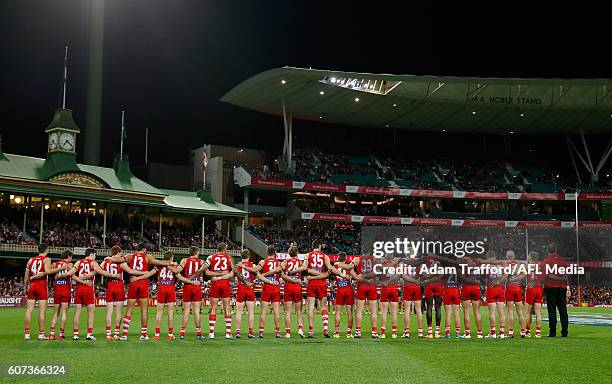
left=0, top=244, right=240, bottom=258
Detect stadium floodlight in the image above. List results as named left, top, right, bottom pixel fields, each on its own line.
left=14, top=197, right=21, bottom=204
left=44, top=204, right=50, bottom=210
left=330, top=77, right=336, bottom=83
left=281, top=80, right=286, bottom=84
left=354, top=97, right=360, bottom=102
left=520, top=113, right=525, bottom=117
left=472, top=111, right=477, bottom=115
left=510, top=131, right=514, bottom=134
left=319, top=116, right=323, bottom=119
left=320, top=91, right=325, bottom=95
left=392, top=103, right=397, bottom=107
left=442, top=129, right=446, bottom=132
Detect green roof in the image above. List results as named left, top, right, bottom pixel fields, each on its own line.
left=222, top=67, right=612, bottom=135
left=45, top=108, right=80, bottom=133
left=161, top=189, right=246, bottom=217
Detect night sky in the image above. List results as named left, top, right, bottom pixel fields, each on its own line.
left=1, top=1, right=610, bottom=173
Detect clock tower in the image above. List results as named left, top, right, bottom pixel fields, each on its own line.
left=40, top=108, right=81, bottom=179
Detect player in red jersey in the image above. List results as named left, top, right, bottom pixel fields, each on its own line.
left=302, top=239, right=342, bottom=338
left=235, top=248, right=278, bottom=338
left=378, top=254, right=401, bottom=339
left=256, top=245, right=283, bottom=337
left=71, top=248, right=121, bottom=340
left=100, top=246, right=146, bottom=340
left=24, top=243, right=68, bottom=341
left=504, top=250, right=526, bottom=338
left=332, top=252, right=354, bottom=339
left=205, top=242, right=234, bottom=339
left=131, top=251, right=184, bottom=340
left=280, top=245, right=307, bottom=338
left=421, top=256, right=444, bottom=338
left=524, top=251, right=543, bottom=338
left=399, top=255, right=423, bottom=338
left=442, top=269, right=462, bottom=339
left=49, top=250, right=74, bottom=340
left=175, top=246, right=206, bottom=339
left=107, top=242, right=172, bottom=340
left=460, top=256, right=484, bottom=339
left=339, top=254, right=378, bottom=338
left=485, top=250, right=506, bottom=339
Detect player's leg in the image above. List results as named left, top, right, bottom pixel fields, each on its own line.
left=461, top=300, right=471, bottom=337
left=306, top=296, right=316, bottom=336
left=167, top=302, right=175, bottom=338
left=246, top=300, right=255, bottom=337
left=154, top=302, right=164, bottom=340
left=506, top=300, right=515, bottom=337
left=443, top=303, right=452, bottom=338
left=368, top=299, right=379, bottom=338
left=180, top=301, right=192, bottom=339
left=496, top=301, right=506, bottom=338
left=259, top=300, right=269, bottom=337
left=452, top=304, right=461, bottom=338
left=425, top=296, right=434, bottom=337
left=380, top=300, right=389, bottom=338
left=138, top=297, right=149, bottom=339
left=472, top=300, right=482, bottom=338
left=73, top=304, right=82, bottom=340
left=23, top=299, right=36, bottom=340
left=208, top=297, right=219, bottom=338
left=37, top=299, right=47, bottom=338
left=347, top=304, right=354, bottom=337
left=193, top=300, right=203, bottom=338
left=389, top=301, right=398, bottom=338
left=534, top=303, right=542, bottom=338
left=121, top=299, right=136, bottom=339
left=354, top=299, right=364, bottom=338
left=284, top=300, right=293, bottom=337
left=59, top=302, right=69, bottom=339
left=272, top=301, right=281, bottom=337
left=524, top=302, right=533, bottom=335
left=105, top=302, right=114, bottom=339
left=295, top=299, right=304, bottom=337
left=319, top=289, right=330, bottom=337
left=433, top=296, right=442, bottom=338
left=86, top=303, right=95, bottom=340
left=50, top=303, right=60, bottom=340
left=334, top=303, right=342, bottom=337
left=222, top=297, right=232, bottom=339
left=486, top=298, right=497, bottom=338
left=402, top=300, right=411, bottom=338
left=113, top=301, right=123, bottom=338
left=235, top=301, right=244, bottom=338
left=515, top=300, right=525, bottom=337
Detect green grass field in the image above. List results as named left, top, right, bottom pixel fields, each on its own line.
left=0, top=306, right=610, bottom=383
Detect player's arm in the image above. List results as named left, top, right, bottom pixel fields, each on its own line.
left=233, top=267, right=253, bottom=288
left=349, top=268, right=362, bottom=281
left=281, top=272, right=302, bottom=284
left=430, top=254, right=457, bottom=264
left=166, top=264, right=182, bottom=275
left=130, top=267, right=158, bottom=282
left=58, top=263, right=76, bottom=278
left=262, top=265, right=283, bottom=277
left=42, top=258, right=68, bottom=275
left=92, top=261, right=121, bottom=279
left=147, top=254, right=172, bottom=267
left=237, top=261, right=261, bottom=274
left=324, top=256, right=343, bottom=276
left=306, top=271, right=329, bottom=281
left=107, top=253, right=130, bottom=264
left=256, top=272, right=279, bottom=286
left=118, top=261, right=145, bottom=276
left=23, top=261, right=31, bottom=288
left=211, top=271, right=234, bottom=281
left=176, top=272, right=200, bottom=285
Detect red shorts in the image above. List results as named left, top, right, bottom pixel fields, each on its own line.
left=106, top=289, right=124, bottom=303
left=127, top=281, right=149, bottom=300
left=460, top=285, right=481, bottom=302
left=27, top=284, right=48, bottom=301
left=157, top=289, right=176, bottom=304
left=261, top=287, right=281, bottom=303
left=403, top=285, right=421, bottom=301
left=182, top=285, right=202, bottom=302
left=209, top=281, right=231, bottom=299
left=284, top=284, right=302, bottom=302
left=74, top=288, right=95, bottom=306
left=525, top=287, right=543, bottom=305
left=505, top=286, right=523, bottom=302
left=424, top=284, right=444, bottom=298
left=486, top=286, right=505, bottom=303
left=307, top=282, right=327, bottom=299
left=443, top=287, right=460, bottom=305
left=53, top=290, right=70, bottom=304
left=356, top=284, right=378, bottom=301
left=380, top=286, right=399, bottom=302
left=236, top=287, right=255, bottom=302
left=336, top=287, right=354, bottom=306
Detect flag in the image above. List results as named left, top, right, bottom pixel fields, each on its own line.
left=202, top=147, right=208, bottom=172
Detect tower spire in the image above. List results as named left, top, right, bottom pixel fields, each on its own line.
left=61, top=45, right=68, bottom=109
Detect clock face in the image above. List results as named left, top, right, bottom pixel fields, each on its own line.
left=59, top=132, right=75, bottom=151
left=49, top=132, right=58, bottom=150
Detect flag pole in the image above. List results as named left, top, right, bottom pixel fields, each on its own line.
left=62, top=46, right=68, bottom=109
left=145, top=127, right=148, bottom=165
left=120, top=110, right=125, bottom=160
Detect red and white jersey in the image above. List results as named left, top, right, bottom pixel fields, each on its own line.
left=526, top=261, right=543, bottom=288
left=487, top=260, right=505, bottom=287
left=206, top=252, right=232, bottom=274
left=284, top=257, right=302, bottom=286
left=505, top=260, right=524, bottom=287
left=129, top=251, right=149, bottom=274
left=76, top=259, right=95, bottom=288
left=183, top=257, right=203, bottom=282
left=27, top=255, right=47, bottom=286
left=333, top=262, right=351, bottom=288
left=158, top=263, right=176, bottom=289
left=307, top=250, right=328, bottom=274
left=100, top=259, right=124, bottom=290
left=53, top=259, right=71, bottom=291
left=237, top=261, right=255, bottom=288
left=261, top=257, right=281, bottom=284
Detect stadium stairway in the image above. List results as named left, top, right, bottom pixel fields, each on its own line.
left=242, top=229, right=268, bottom=258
